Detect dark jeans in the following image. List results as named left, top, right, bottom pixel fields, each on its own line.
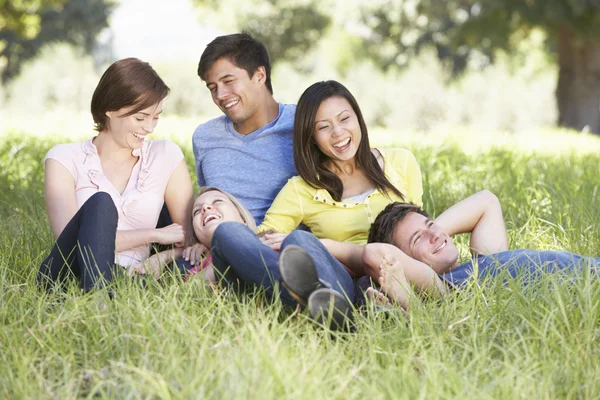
left=210, top=222, right=355, bottom=306
left=38, top=192, right=118, bottom=292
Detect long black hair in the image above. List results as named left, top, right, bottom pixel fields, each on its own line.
left=293, top=80, right=404, bottom=202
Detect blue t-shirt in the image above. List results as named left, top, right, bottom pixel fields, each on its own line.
left=192, top=103, right=297, bottom=225
left=440, top=249, right=600, bottom=288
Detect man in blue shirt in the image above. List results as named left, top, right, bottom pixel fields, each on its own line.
left=362, top=190, right=599, bottom=307
left=193, top=33, right=296, bottom=226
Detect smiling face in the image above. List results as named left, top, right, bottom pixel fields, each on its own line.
left=312, top=96, right=362, bottom=164
left=392, top=212, right=459, bottom=273
left=204, top=57, right=265, bottom=132
left=105, top=101, right=163, bottom=150
left=192, top=190, right=247, bottom=246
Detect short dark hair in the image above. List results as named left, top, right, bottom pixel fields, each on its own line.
left=91, top=58, right=169, bottom=132
left=368, top=202, right=429, bottom=245
left=197, top=33, right=273, bottom=94
left=294, top=80, right=405, bottom=202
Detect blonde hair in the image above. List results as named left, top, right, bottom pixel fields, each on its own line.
left=196, top=186, right=257, bottom=232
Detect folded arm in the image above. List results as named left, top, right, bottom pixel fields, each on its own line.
left=434, top=190, right=508, bottom=256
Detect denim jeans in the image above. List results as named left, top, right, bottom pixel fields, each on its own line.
left=441, top=249, right=600, bottom=288
left=210, top=222, right=355, bottom=306
left=38, top=192, right=119, bottom=292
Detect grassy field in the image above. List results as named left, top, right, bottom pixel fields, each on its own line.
left=1, top=126, right=600, bottom=399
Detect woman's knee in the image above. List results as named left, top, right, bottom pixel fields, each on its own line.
left=282, top=229, right=315, bottom=247
left=82, top=192, right=118, bottom=222
left=212, top=221, right=254, bottom=245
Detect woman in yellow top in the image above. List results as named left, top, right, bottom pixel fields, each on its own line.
left=259, top=80, right=423, bottom=245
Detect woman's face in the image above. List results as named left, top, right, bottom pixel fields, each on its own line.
left=312, top=96, right=362, bottom=164
left=105, top=100, right=163, bottom=150
left=192, top=190, right=246, bottom=245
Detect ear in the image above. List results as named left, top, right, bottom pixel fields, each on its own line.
left=105, top=111, right=113, bottom=119
left=253, top=66, right=266, bottom=85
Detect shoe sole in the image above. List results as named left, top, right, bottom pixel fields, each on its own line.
left=278, top=245, right=321, bottom=304
left=308, top=288, right=353, bottom=330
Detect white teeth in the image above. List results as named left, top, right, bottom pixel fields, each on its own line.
left=132, top=133, right=145, bottom=139
left=434, top=240, right=446, bottom=253
left=223, top=99, right=239, bottom=108
left=203, top=214, right=221, bottom=226
left=333, top=138, right=350, bottom=148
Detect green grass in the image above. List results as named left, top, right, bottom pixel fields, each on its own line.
left=1, top=127, right=599, bottom=399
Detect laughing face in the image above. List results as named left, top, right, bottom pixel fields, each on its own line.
left=192, top=190, right=247, bottom=246
left=313, top=96, right=362, bottom=164
left=204, top=57, right=264, bottom=133
left=106, top=101, right=163, bottom=150
left=392, top=212, right=459, bottom=273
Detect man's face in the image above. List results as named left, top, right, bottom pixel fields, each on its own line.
left=392, top=212, right=459, bottom=273
left=204, top=57, right=263, bottom=129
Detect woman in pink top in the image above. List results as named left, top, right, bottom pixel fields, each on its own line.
left=38, top=58, right=194, bottom=292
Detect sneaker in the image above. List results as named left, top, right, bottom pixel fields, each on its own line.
left=278, top=245, right=330, bottom=305
left=308, top=288, right=354, bottom=331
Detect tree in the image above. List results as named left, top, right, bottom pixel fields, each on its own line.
left=358, top=0, right=600, bottom=134
left=0, top=0, right=113, bottom=83
left=192, top=0, right=330, bottom=67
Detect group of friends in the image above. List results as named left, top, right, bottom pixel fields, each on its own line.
left=37, top=33, right=600, bottom=329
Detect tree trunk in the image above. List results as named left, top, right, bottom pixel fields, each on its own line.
left=556, top=27, right=600, bottom=134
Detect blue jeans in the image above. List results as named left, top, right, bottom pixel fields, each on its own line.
left=38, top=192, right=118, bottom=291
left=210, top=222, right=355, bottom=306
left=440, top=249, right=600, bottom=288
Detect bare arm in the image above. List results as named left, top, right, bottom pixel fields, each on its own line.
left=45, top=160, right=184, bottom=252
left=164, top=160, right=194, bottom=247
left=127, top=247, right=184, bottom=278
left=434, top=190, right=508, bottom=256
left=320, top=238, right=447, bottom=298
left=362, top=243, right=448, bottom=298
left=45, top=159, right=78, bottom=239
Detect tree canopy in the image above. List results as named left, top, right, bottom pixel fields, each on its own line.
left=0, top=0, right=113, bottom=83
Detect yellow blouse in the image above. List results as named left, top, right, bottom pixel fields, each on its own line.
left=258, top=148, right=423, bottom=244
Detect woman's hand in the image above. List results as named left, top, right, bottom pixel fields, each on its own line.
left=259, top=232, right=287, bottom=251
left=183, top=243, right=208, bottom=266
left=127, top=256, right=161, bottom=279
left=154, top=223, right=186, bottom=246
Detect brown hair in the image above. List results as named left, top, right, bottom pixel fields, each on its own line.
left=293, top=80, right=404, bottom=202
left=197, top=33, right=273, bottom=94
left=91, top=58, right=170, bottom=132
left=368, top=202, right=429, bottom=245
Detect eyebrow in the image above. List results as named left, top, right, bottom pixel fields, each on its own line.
left=138, top=110, right=163, bottom=116
left=408, top=218, right=432, bottom=247
left=315, top=110, right=349, bottom=124
left=206, top=74, right=235, bottom=87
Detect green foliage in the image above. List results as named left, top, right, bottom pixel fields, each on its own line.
left=0, top=0, right=65, bottom=38
left=0, top=0, right=114, bottom=82
left=1, top=129, right=600, bottom=397
left=193, top=0, right=330, bottom=67
left=358, top=0, right=600, bottom=75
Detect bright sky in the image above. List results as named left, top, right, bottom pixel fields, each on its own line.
left=110, top=0, right=222, bottom=63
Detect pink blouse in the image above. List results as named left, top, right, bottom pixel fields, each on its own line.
left=45, top=137, right=184, bottom=267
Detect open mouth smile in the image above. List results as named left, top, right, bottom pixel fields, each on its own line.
left=332, top=137, right=351, bottom=150
left=203, top=214, right=221, bottom=226
left=223, top=99, right=240, bottom=109
left=433, top=239, right=447, bottom=254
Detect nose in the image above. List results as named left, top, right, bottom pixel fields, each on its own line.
left=332, top=123, right=344, bottom=137
left=142, top=120, right=154, bottom=133
left=201, top=204, right=213, bottom=213
left=215, top=86, right=229, bottom=101
left=429, top=229, right=441, bottom=244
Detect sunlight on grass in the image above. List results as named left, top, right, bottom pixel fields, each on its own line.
left=0, top=125, right=599, bottom=398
